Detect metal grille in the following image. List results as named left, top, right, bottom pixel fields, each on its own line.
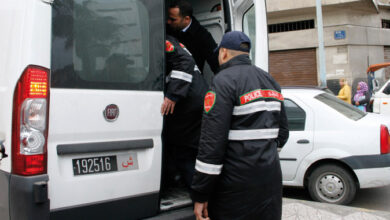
left=268, top=20, right=315, bottom=33
left=382, top=20, right=390, bottom=29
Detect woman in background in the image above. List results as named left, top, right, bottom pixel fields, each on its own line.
left=352, top=81, right=371, bottom=112
left=337, top=78, right=352, bottom=104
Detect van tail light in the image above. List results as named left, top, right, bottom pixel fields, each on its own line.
left=12, top=65, right=50, bottom=176
left=380, top=125, right=390, bottom=154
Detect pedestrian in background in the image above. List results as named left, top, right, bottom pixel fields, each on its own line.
left=191, top=31, right=289, bottom=220
left=352, top=81, right=371, bottom=112
left=337, top=78, right=352, bottom=104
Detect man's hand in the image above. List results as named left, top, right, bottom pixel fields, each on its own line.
left=194, top=202, right=210, bottom=220
left=161, top=97, right=176, bottom=115
left=356, top=101, right=360, bottom=105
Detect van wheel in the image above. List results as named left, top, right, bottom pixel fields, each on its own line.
left=308, top=164, right=356, bottom=205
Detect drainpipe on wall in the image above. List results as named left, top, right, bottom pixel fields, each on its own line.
left=316, top=0, right=327, bottom=87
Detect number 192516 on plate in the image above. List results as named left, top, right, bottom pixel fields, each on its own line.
left=73, top=156, right=118, bottom=175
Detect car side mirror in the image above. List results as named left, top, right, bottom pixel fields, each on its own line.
left=373, top=79, right=380, bottom=92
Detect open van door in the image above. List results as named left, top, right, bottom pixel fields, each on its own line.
left=228, top=0, right=268, bottom=71
left=49, top=0, right=164, bottom=219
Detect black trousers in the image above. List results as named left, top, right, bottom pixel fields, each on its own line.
left=209, top=192, right=282, bottom=220
left=163, top=144, right=198, bottom=189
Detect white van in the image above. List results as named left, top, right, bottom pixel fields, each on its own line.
left=0, top=0, right=268, bottom=219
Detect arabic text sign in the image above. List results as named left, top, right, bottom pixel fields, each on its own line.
left=334, top=30, right=346, bottom=40
left=117, top=153, right=139, bottom=171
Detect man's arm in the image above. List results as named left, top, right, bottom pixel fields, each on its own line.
left=201, top=30, right=219, bottom=74
left=191, top=76, right=234, bottom=202
left=277, top=102, right=289, bottom=148
left=162, top=38, right=195, bottom=114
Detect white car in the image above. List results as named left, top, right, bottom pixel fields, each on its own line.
left=281, top=87, right=390, bottom=205
left=373, top=79, right=390, bottom=114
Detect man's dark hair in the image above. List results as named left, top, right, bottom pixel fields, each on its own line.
left=169, top=0, right=193, bottom=18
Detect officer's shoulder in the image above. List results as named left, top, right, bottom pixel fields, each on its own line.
left=213, top=68, right=241, bottom=87
left=257, top=68, right=282, bottom=91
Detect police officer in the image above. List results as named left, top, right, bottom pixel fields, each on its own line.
left=162, top=35, right=208, bottom=188
left=191, top=31, right=289, bottom=220
left=167, top=0, right=219, bottom=74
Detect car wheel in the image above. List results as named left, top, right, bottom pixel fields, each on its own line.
left=308, top=164, right=356, bottom=205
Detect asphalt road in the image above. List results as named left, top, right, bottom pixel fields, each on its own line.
left=282, top=185, right=390, bottom=212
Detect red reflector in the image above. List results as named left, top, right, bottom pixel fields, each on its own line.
left=12, top=155, right=46, bottom=176
left=380, top=125, right=390, bottom=154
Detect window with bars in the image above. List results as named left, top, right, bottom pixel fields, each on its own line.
left=382, top=20, right=390, bottom=29
left=268, top=20, right=315, bottom=33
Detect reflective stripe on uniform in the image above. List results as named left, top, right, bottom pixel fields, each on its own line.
left=233, top=101, right=281, bottom=115
left=228, top=128, right=279, bottom=140
left=194, top=65, right=200, bottom=73
left=195, top=159, right=223, bottom=175
left=170, top=70, right=193, bottom=83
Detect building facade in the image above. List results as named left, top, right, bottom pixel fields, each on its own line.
left=266, top=0, right=390, bottom=93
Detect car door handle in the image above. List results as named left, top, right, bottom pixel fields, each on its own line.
left=297, top=139, right=310, bottom=144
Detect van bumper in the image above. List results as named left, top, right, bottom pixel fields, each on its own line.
left=341, top=154, right=390, bottom=188
left=0, top=171, right=50, bottom=220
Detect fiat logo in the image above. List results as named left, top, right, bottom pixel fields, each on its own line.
left=103, top=104, right=119, bottom=122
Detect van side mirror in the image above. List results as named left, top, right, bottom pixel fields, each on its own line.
left=373, top=79, right=380, bottom=93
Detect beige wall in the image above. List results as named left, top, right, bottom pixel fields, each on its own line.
left=266, top=0, right=365, bottom=12
left=267, top=1, right=390, bottom=85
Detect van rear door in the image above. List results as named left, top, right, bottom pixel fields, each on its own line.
left=49, top=0, right=164, bottom=219
left=229, top=0, right=268, bottom=71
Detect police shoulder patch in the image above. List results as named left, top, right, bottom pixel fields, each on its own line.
left=204, top=91, right=216, bottom=113
left=165, top=40, right=175, bottom=53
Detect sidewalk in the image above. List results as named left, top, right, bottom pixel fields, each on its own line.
left=146, top=198, right=390, bottom=220
left=283, top=198, right=390, bottom=220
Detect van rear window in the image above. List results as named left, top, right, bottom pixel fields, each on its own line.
left=51, top=0, right=164, bottom=91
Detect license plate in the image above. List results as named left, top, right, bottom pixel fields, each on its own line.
left=72, top=153, right=139, bottom=176
left=73, top=156, right=118, bottom=176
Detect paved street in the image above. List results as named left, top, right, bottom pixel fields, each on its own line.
left=147, top=197, right=390, bottom=220
left=282, top=198, right=390, bottom=220
left=283, top=185, right=390, bottom=212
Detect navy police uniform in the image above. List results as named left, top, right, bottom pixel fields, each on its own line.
left=164, top=35, right=208, bottom=187
left=191, top=32, right=289, bottom=220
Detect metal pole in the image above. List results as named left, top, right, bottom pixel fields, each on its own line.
left=316, top=0, right=327, bottom=87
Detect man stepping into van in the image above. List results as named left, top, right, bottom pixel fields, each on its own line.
left=161, top=35, right=208, bottom=188
left=167, top=0, right=219, bottom=74
left=191, top=32, right=289, bottom=220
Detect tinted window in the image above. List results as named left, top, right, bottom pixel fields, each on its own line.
left=243, top=5, right=256, bottom=61
left=51, top=0, right=164, bottom=91
left=315, top=93, right=366, bottom=121
left=284, top=99, right=306, bottom=131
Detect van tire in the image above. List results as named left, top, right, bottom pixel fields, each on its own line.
left=308, top=164, right=356, bottom=205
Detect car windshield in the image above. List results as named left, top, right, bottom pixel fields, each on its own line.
left=315, top=93, right=366, bottom=121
